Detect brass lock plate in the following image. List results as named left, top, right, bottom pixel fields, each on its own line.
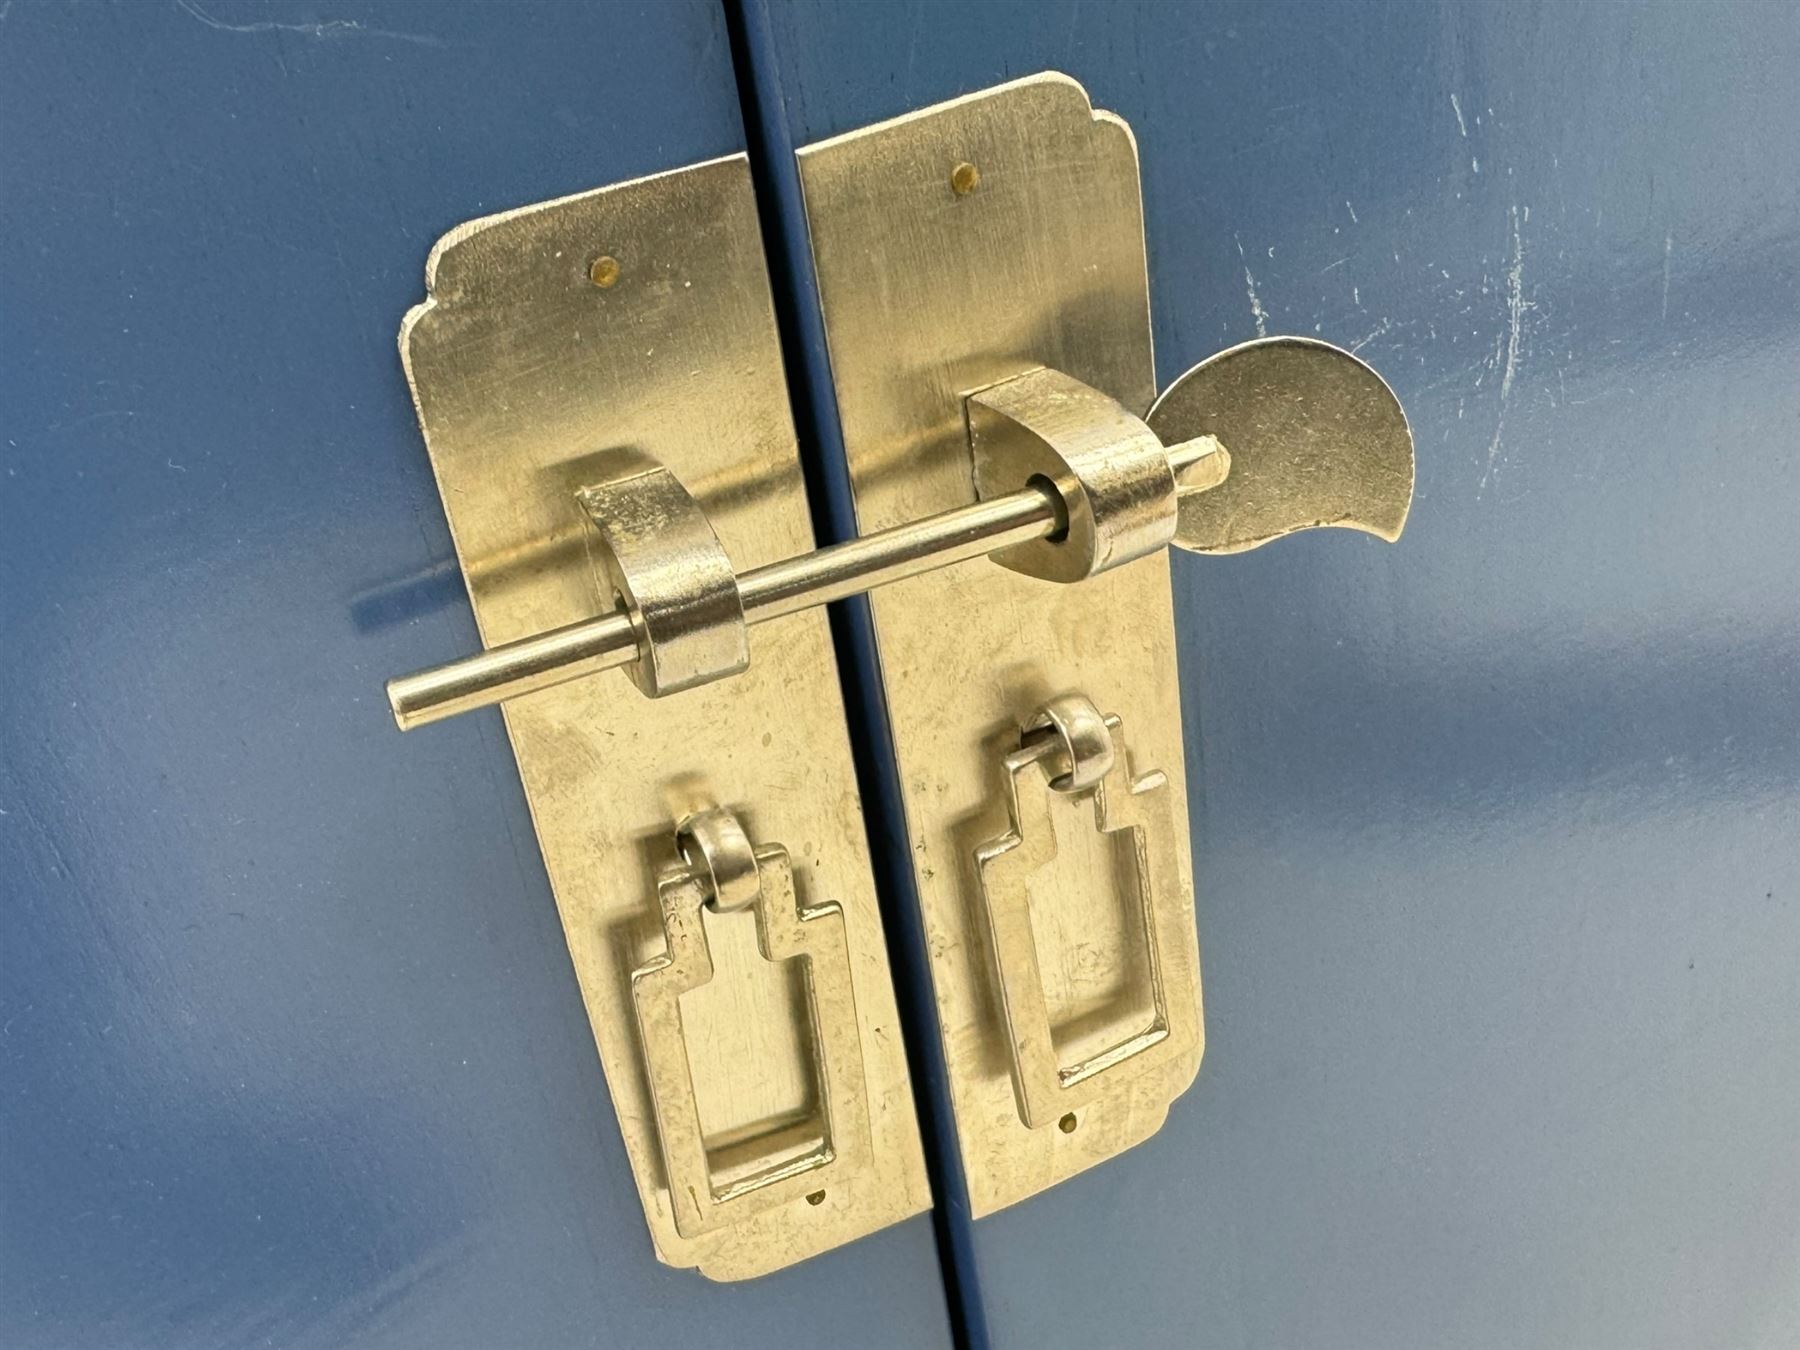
left=400, top=157, right=928, bottom=1277
left=798, top=75, right=1202, bottom=1214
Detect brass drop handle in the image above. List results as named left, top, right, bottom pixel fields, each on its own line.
left=974, top=693, right=1198, bottom=1130
left=632, top=806, right=870, bottom=1237
left=385, top=337, right=1413, bottom=730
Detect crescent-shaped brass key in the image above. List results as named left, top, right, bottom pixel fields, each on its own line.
left=1154, top=335, right=1415, bottom=555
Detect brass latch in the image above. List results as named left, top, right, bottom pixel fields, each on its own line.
left=387, top=73, right=1413, bottom=1274
left=387, top=344, right=1406, bottom=728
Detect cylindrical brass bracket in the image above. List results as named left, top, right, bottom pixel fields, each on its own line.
left=1021, top=693, right=1117, bottom=794
left=968, top=367, right=1187, bottom=582
left=577, top=450, right=748, bottom=698
left=675, top=806, right=763, bottom=913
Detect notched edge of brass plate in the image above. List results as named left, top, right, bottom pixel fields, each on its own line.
left=796, top=73, right=1203, bottom=1218
left=397, top=155, right=929, bottom=1278
left=797, top=72, right=1158, bottom=516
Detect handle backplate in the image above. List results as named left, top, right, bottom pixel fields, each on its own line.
left=797, top=73, right=1205, bottom=1216
left=398, top=156, right=927, bottom=1278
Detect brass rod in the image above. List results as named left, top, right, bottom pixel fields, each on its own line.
left=738, top=488, right=1054, bottom=620
left=386, top=437, right=1222, bottom=730
left=387, top=483, right=1056, bottom=730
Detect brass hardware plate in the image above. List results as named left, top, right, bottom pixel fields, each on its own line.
left=400, top=157, right=928, bottom=1277
left=798, top=75, right=1203, bottom=1213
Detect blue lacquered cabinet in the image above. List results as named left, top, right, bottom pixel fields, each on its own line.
left=753, top=2, right=1800, bottom=1347
left=0, top=3, right=952, bottom=1346
left=7, top=2, right=1798, bottom=1348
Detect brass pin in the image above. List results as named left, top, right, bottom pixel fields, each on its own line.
left=588, top=254, right=621, bottom=288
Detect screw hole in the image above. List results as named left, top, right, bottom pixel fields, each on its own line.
left=1058, top=1112, right=1078, bottom=1134
left=806, top=1190, right=826, bottom=1206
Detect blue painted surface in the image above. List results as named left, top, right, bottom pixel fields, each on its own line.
left=0, top=3, right=952, bottom=1346
left=723, top=2, right=990, bottom=1345
left=762, top=2, right=1800, bottom=1346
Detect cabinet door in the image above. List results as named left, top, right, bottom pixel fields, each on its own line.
left=0, top=5, right=951, bottom=1347
left=751, top=2, right=1800, bottom=1346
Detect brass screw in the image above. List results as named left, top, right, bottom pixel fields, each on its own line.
left=950, top=161, right=981, bottom=196
left=1058, top=1111, right=1078, bottom=1134
left=588, top=254, right=621, bottom=288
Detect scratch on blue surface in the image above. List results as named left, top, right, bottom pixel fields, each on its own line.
left=174, top=0, right=444, bottom=46
left=1661, top=234, right=1673, bottom=320
left=1235, top=235, right=1269, bottom=337
left=1481, top=203, right=1530, bottom=495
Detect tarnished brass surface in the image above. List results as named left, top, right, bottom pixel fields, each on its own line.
left=798, top=73, right=1202, bottom=1214
left=1152, top=336, right=1415, bottom=554
left=399, top=156, right=927, bottom=1277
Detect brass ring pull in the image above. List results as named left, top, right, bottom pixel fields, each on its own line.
left=675, top=806, right=762, bottom=914
left=1021, top=693, right=1117, bottom=793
